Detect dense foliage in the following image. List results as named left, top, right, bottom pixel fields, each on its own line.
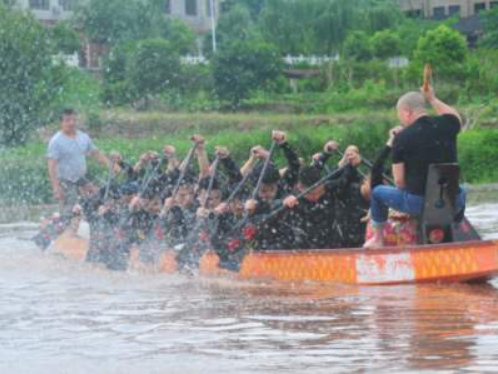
left=0, top=6, right=69, bottom=146
left=212, top=39, right=282, bottom=106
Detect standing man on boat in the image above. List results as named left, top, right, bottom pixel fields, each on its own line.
left=47, top=108, right=110, bottom=224
left=364, top=85, right=465, bottom=248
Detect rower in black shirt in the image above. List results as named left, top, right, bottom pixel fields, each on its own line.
left=365, top=85, right=466, bottom=248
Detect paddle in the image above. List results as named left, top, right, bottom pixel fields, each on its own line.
left=336, top=149, right=368, bottom=179
left=138, top=155, right=168, bottom=198
left=257, top=164, right=348, bottom=224
left=102, top=159, right=117, bottom=203
left=226, top=160, right=261, bottom=204
left=202, top=155, right=221, bottom=209
left=423, top=63, right=432, bottom=93
left=157, top=143, right=199, bottom=240
left=176, top=155, right=221, bottom=268
left=251, top=141, right=278, bottom=200
left=233, top=141, right=278, bottom=231
left=209, top=159, right=262, bottom=241
left=169, top=144, right=199, bottom=202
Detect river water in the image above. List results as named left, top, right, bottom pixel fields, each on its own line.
left=1, top=196, right=498, bottom=374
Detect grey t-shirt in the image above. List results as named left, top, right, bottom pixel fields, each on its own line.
left=47, top=130, right=98, bottom=183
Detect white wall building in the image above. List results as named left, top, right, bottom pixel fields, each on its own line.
left=8, top=0, right=224, bottom=32
left=9, top=0, right=74, bottom=24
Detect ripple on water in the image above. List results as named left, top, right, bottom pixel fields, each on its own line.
left=0, top=204, right=497, bottom=374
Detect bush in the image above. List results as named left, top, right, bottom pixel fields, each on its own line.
left=128, top=39, right=182, bottom=108
left=410, top=25, right=468, bottom=84
left=371, top=30, right=401, bottom=60
left=0, top=6, right=68, bottom=147
left=343, top=31, right=373, bottom=62
left=50, top=21, right=82, bottom=54
left=212, top=39, right=282, bottom=106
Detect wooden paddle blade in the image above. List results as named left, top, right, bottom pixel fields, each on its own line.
left=423, top=63, right=432, bottom=92
left=157, top=250, right=178, bottom=273
left=52, top=231, right=89, bottom=261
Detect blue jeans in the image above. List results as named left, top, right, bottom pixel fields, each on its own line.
left=370, top=185, right=466, bottom=226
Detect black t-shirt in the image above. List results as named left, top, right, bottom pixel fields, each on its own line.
left=392, top=114, right=461, bottom=196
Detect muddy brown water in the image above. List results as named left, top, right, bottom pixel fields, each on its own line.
left=1, top=196, right=497, bottom=374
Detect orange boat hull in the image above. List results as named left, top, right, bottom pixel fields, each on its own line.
left=51, top=232, right=498, bottom=285
left=200, top=240, right=498, bottom=285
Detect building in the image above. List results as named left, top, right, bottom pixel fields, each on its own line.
left=398, top=0, right=498, bottom=45
left=7, top=0, right=74, bottom=24
left=398, top=0, right=498, bottom=19
left=8, top=0, right=223, bottom=32
left=165, top=0, right=224, bottom=34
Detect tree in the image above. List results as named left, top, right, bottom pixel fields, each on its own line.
left=480, top=8, right=498, bottom=48
left=75, top=0, right=147, bottom=45
left=371, top=30, right=401, bottom=59
left=75, top=0, right=195, bottom=51
left=396, top=19, right=440, bottom=58
left=223, top=0, right=266, bottom=18
left=102, top=40, right=138, bottom=105
left=312, top=0, right=359, bottom=55
left=204, top=3, right=258, bottom=56
left=360, top=0, right=403, bottom=34
left=412, top=25, right=468, bottom=81
left=0, top=6, right=67, bottom=146
left=343, top=31, right=372, bottom=61
left=212, top=39, right=282, bottom=106
left=50, top=21, right=82, bottom=55
left=259, top=0, right=317, bottom=55
left=160, top=19, right=196, bottom=55
left=128, top=39, right=181, bottom=107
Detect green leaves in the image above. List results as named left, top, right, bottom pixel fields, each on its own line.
left=412, top=25, right=468, bottom=82
left=371, top=30, right=401, bottom=60
left=343, top=31, right=372, bottom=61
left=129, top=39, right=182, bottom=105
left=480, top=8, right=498, bottom=48
left=0, top=6, right=65, bottom=146
left=212, top=39, right=282, bottom=106
left=75, top=0, right=196, bottom=52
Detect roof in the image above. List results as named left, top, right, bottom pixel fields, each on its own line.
left=454, top=14, right=483, bottom=36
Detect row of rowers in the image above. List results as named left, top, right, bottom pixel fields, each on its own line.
left=39, top=85, right=465, bottom=270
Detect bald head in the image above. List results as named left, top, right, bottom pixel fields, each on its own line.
left=396, top=92, right=427, bottom=126
left=397, top=92, right=426, bottom=111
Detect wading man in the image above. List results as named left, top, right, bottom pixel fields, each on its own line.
left=364, top=85, right=465, bottom=248
left=47, top=108, right=110, bottom=225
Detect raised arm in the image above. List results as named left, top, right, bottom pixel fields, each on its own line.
left=215, top=146, right=242, bottom=184
left=311, top=141, right=339, bottom=170
left=422, top=85, right=462, bottom=126
left=192, top=135, right=209, bottom=179
left=163, top=145, right=179, bottom=172
left=241, top=146, right=268, bottom=177
left=273, top=131, right=300, bottom=188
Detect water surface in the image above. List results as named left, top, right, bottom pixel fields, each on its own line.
left=1, top=199, right=497, bottom=374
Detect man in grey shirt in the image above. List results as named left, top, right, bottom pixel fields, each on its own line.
left=47, top=108, right=110, bottom=220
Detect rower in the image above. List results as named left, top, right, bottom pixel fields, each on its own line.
left=364, top=85, right=466, bottom=248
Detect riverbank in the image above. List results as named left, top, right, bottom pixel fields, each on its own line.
left=1, top=110, right=498, bottom=205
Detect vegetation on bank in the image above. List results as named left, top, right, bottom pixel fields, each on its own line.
left=1, top=113, right=497, bottom=205
left=2, top=2, right=498, bottom=147
left=1, top=1, right=498, bottom=206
